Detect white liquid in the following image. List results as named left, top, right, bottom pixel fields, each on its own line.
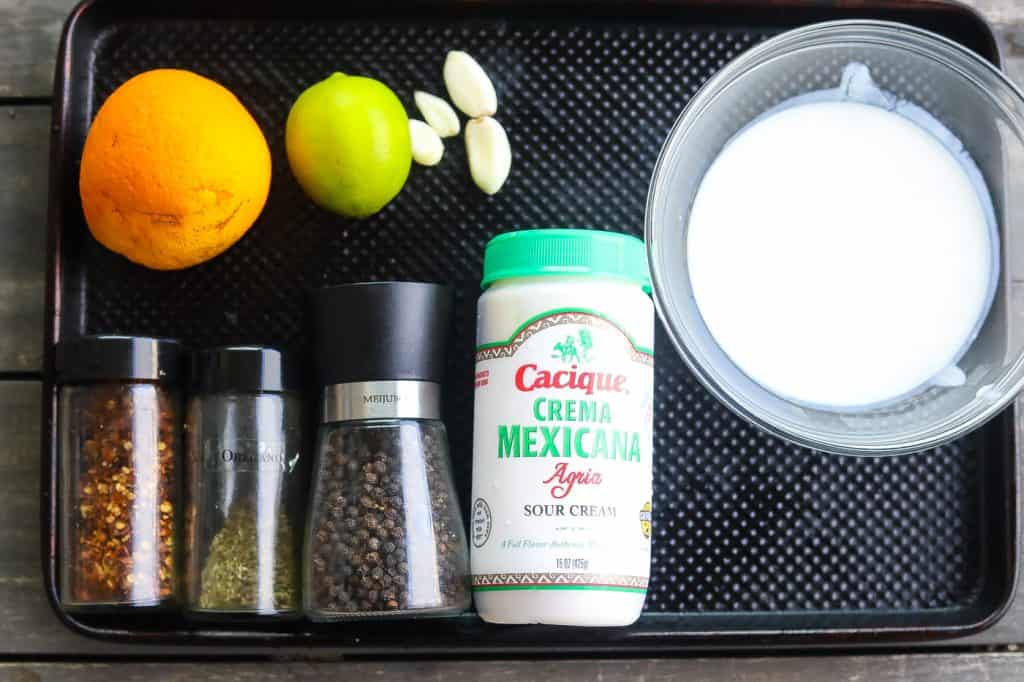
left=687, top=101, right=995, bottom=408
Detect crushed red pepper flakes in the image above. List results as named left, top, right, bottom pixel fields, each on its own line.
left=68, top=383, right=178, bottom=604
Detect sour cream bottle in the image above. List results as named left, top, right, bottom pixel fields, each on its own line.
left=471, top=229, right=655, bottom=626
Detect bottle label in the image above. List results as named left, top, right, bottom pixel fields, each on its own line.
left=201, top=438, right=300, bottom=473
left=471, top=309, right=653, bottom=594
left=321, top=380, right=441, bottom=422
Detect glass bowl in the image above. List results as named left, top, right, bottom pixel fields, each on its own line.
left=645, top=20, right=1024, bottom=456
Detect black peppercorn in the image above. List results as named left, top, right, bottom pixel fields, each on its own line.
left=305, top=421, right=469, bottom=617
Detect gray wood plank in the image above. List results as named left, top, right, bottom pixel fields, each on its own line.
left=0, top=654, right=1023, bottom=681
left=970, top=1, right=1024, bottom=26
left=0, top=106, right=47, bottom=373
left=993, top=26, right=1024, bottom=281
left=0, top=0, right=77, bottom=98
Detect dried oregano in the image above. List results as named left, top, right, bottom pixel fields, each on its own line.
left=198, top=505, right=297, bottom=611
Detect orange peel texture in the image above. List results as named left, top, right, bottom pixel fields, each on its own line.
left=79, top=69, right=271, bottom=270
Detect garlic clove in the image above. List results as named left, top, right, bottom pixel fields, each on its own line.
left=409, top=119, right=444, bottom=166
left=443, top=50, right=497, bottom=118
left=414, top=90, right=460, bottom=138
left=465, top=116, right=511, bottom=195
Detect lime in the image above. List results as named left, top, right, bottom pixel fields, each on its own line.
left=286, top=73, right=412, bottom=218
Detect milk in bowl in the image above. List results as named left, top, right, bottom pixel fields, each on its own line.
left=685, top=65, right=999, bottom=410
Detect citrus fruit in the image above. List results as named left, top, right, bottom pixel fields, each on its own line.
left=79, top=69, right=271, bottom=270
left=285, top=73, right=412, bottom=218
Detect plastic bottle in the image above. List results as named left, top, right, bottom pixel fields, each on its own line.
left=471, top=229, right=654, bottom=626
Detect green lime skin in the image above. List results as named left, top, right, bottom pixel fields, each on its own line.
left=285, top=73, right=412, bottom=218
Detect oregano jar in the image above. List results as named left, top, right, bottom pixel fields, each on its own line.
left=471, top=229, right=655, bottom=626
left=184, top=346, right=305, bottom=620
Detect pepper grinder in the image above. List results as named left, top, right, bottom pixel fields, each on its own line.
left=304, top=282, right=470, bottom=620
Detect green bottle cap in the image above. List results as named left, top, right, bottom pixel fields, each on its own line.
left=481, top=229, right=651, bottom=292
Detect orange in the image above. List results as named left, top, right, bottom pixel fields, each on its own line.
left=79, top=69, right=271, bottom=270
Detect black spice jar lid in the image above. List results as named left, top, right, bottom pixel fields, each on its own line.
left=55, top=335, right=183, bottom=384
left=191, top=346, right=299, bottom=394
left=312, top=281, right=451, bottom=385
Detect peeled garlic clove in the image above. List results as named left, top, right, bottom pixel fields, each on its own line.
left=414, top=91, right=460, bottom=138
left=409, top=119, right=444, bottom=166
left=465, top=116, right=510, bottom=195
left=443, top=50, right=497, bottom=118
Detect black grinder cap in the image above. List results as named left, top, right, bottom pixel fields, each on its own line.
left=55, top=335, right=183, bottom=384
left=191, top=346, right=299, bottom=393
left=312, top=282, right=452, bottom=386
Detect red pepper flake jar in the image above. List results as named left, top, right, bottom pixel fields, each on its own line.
left=56, top=335, right=183, bottom=611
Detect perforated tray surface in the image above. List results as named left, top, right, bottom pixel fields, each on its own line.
left=44, top=0, right=1018, bottom=652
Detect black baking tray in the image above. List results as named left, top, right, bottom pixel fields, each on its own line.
left=43, top=0, right=1019, bottom=653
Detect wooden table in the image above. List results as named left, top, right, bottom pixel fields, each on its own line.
left=3, top=0, right=1024, bottom=678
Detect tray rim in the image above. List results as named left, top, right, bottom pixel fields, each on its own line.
left=40, top=0, right=1020, bottom=652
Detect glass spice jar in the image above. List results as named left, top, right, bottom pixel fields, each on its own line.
left=306, top=282, right=470, bottom=620
left=57, top=335, right=182, bottom=611
left=184, top=346, right=305, bottom=620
